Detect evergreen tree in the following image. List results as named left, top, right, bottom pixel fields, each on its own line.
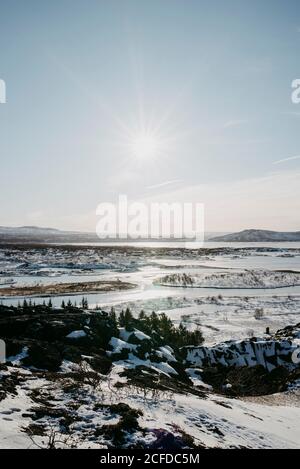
left=110, top=307, right=117, bottom=323
left=124, top=308, right=134, bottom=329
left=119, top=310, right=126, bottom=327
left=138, top=310, right=146, bottom=320
left=149, top=311, right=159, bottom=330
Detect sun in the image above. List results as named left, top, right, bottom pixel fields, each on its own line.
left=130, top=131, right=160, bottom=160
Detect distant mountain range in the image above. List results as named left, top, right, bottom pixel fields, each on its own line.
left=0, top=226, right=298, bottom=244
left=0, top=226, right=99, bottom=244
left=210, top=229, right=300, bottom=242
left=0, top=226, right=225, bottom=244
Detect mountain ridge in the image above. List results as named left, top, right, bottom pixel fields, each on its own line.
left=0, top=226, right=227, bottom=243
left=210, top=229, right=300, bottom=242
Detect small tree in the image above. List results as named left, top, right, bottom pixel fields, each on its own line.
left=110, top=307, right=117, bottom=323
left=119, top=310, right=126, bottom=327
left=81, top=297, right=88, bottom=309
left=138, top=310, right=146, bottom=320
left=254, top=308, right=264, bottom=320
left=124, top=308, right=134, bottom=329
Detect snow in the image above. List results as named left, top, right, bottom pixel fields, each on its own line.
left=6, top=347, right=29, bottom=365
left=158, top=346, right=177, bottom=362
left=0, top=347, right=299, bottom=449
left=115, top=354, right=178, bottom=377
left=185, top=368, right=213, bottom=390
left=154, top=362, right=178, bottom=376
left=0, top=369, right=46, bottom=449
left=0, top=244, right=300, bottom=448
left=185, top=333, right=299, bottom=372
left=66, top=330, right=87, bottom=339
left=135, top=390, right=300, bottom=449
left=119, top=328, right=151, bottom=342
left=108, top=337, right=137, bottom=354
left=158, top=270, right=300, bottom=289
left=133, top=330, right=151, bottom=341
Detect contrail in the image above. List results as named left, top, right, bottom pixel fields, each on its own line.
left=146, top=179, right=182, bottom=190
left=274, top=155, right=300, bottom=165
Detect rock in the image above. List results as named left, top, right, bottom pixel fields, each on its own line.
left=201, top=365, right=291, bottom=396
left=0, top=305, right=116, bottom=373
left=183, top=324, right=300, bottom=372
left=23, top=343, right=62, bottom=371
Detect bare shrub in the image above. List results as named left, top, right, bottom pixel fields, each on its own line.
left=254, top=308, right=264, bottom=320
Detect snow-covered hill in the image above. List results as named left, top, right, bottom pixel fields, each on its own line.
left=0, top=304, right=299, bottom=449
left=0, top=226, right=98, bottom=244
left=157, top=270, right=300, bottom=289
left=210, top=229, right=300, bottom=242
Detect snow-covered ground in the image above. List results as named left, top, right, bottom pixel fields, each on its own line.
left=0, top=244, right=299, bottom=449
left=1, top=245, right=300, bottom=345
left=157, top=270, right=300, bottom=289
left=1, top=354, right=299, bottom=449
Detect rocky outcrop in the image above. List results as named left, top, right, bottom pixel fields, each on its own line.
left=183, top=324, right=300, bottom=372
left=1, top=304, right=299, bottom=398
left=0, top=305, right=114, bottom=373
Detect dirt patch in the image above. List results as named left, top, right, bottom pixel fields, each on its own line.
left=0, top=279, right=136, bottom=298
left=120, top=366, right=207, bottom=398
left=201, top=365, right=298, bottom=396
left=94, top=403, right=143, bottom=447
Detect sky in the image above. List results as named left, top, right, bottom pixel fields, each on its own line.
left=0, top=0, right=300, bottom=233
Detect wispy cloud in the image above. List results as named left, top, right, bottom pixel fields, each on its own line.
left=223, top=119, right=247, bottom=129
left=146, top=179, right=182, bottom=190
left=282, top=111, right=300, bottom=118
left=141, top=169, right=300, bottom=232
left=274, top=155, right=300, bottom=165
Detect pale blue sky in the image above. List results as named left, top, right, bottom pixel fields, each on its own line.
left=0, top=0, right=300, bottom=231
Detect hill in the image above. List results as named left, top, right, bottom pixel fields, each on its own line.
left=210, top=229, right=300, bottom=242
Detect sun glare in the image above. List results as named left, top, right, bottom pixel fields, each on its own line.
left=131, top=131, right=160, bottom=159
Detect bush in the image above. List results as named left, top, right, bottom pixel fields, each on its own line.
left=123, top=309, right=204, bottom=348
left=254, top=308, right=264, bottom=320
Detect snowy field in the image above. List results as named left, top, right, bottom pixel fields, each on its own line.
left=1, top=364, right=299, bottom=449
